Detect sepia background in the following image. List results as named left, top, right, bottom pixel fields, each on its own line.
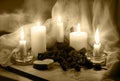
left=0, top=0, right=120, bottom=81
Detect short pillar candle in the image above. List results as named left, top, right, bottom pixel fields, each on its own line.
left=70, top=23, right=88, bottom=51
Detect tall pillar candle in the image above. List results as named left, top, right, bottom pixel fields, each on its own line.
left=31, top=22, right=46, bottom=58
left=70, top=23, right=88, bottom=51
left=56, top=16, right=64, bottom=42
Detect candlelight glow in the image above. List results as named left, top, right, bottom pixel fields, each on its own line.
left=20, top=27, right=24, bottom=40
left=95, top=28, right=100, bottom=44
left=36, top=21, right=41, bottom=27
left=77, top=23, right=80, bottom=32
left=58, top=16, right=62, bottom=23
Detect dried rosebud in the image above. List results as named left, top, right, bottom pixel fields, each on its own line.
left=38, top=53, right=45, bottom=60
left=93, top=63, right=101, bottom=70
left=84, top=60, right=93, bottom=69
left=74, top=64, right=81, bottom=71
left=79, top=48, right=86, bottom=55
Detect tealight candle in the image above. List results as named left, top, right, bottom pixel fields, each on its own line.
left=31, top=22, right=46, bottom=58
left=93, top=28, right=101, bottom=62
left=56, top=16, right=64, bottom=42
left=70, top=23, right=88, bottom=51
left=19, top=27, right=27, bottom=60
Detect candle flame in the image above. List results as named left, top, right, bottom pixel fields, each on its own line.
left=36, top=21, right=41, bottom=27
left=20, top=27, right=24, bottom=40
left=58, top=16, right=61, bottom=23
left=95, top=28, right=100, bottom=44
left=77, top=23, right=80, bottom=32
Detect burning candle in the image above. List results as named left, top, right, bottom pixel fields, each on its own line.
left=56, top=16, right=64, bottom=42
left=19, top=27, right=27, bottom=60
left=31, top=22, right=46, bottom=58
left=93, top=28, right=101, bottom=62
left=70, top=23, right=88, bottom=51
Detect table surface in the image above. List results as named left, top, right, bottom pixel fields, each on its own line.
left=0, top=62, right=106, bottom=81
left=0, top=66, right=32, bottom=81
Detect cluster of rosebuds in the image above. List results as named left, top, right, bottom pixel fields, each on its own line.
left=38, top=42, right=93, bottom=71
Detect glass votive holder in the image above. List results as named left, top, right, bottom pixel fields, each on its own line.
left=92, top=52, right=107, bottom=65
left=12, top=48, right=34, bottom=65
left=86, top=50, right=107, bottom=66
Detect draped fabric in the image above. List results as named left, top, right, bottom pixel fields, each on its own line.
left=117, top=0, right=120, bottom=37
left=51, top=0, right=120, bottom=80
left=52, top=0, right=120, bottom=50
left=0, top=0, right=120, bottom=80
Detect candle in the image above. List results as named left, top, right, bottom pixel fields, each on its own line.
left=56, top=16, right=64, bottom=42
left=19, top=27, right=27, bottom=60
left=70, top=23, right=88, bottom=51
left=31, top=22, right=46, bottom=58
left=93, top=28, right=101, bottom=61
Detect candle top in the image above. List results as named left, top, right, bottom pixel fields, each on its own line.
left=70, top=32, right=87, bottom=36
left=32, top=22, right=46, bottom=31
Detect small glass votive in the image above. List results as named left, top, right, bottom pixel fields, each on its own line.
left=86, top=50, right=107, bottom=66
left=12, top=48, right=34, bottom=65
left=92, top=52, right=107, bottom=65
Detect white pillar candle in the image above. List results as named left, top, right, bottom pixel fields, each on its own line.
left=56, top=16, right=64, bottom=42
left=93, top=28, right=101, bottom=61
left=19, top=27, right=27, bottom=60
left=31, top=22, right=46, bottom=58
left=70, top=23, right=88, bottom=51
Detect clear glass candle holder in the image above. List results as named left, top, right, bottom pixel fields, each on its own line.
left=86, top=50, right=107, bottom=66
left=91, top=52, right=107, bottom=65
left=12, top=48, right=34, bottom=65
